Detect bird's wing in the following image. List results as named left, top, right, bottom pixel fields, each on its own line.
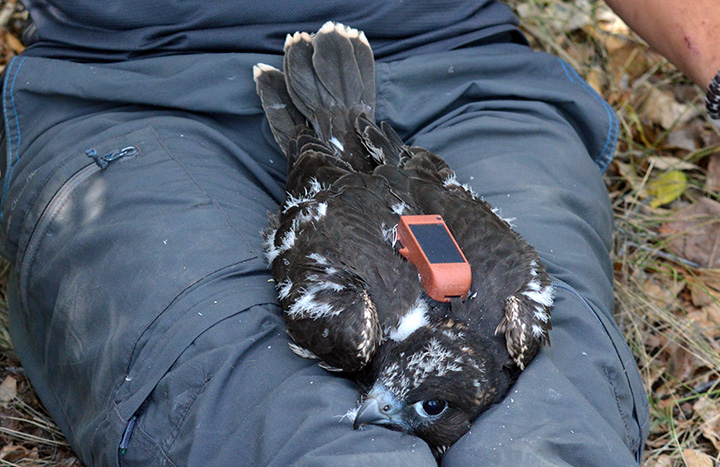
left=376, top=151, right=553, bottom=369
left=264, top=168, right=425, bottom=372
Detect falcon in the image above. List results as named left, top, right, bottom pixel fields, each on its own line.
left=254, top=22, right=553, bottom=456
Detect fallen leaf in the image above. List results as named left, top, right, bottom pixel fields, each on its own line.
left=666, top=343, right=702, bottom=382
left=603, top=37, right=657, bottom=85
left=0, top=375, right=17, bottom=402
left=546, top=0, right=592, bottom=33
left=642, top=277, right=684, bottom=311
left=706, top=152, right=720, bottom=193
left=694, top=396, right=720, bottom=451
left=666, top=126, right=699, bottom=152
left=659, top=197, right=720, bottom=268
left=647, top=170, right=687, bottom=208
left=683, top=449, right=715, bottom=467
left=687, top=307, right=720, bottom=340
left=687, top=271, right=720, bottom=307
left=643, top=87, right=698, bottom=130
left=648, top=155, right=698, bottom=171
left=614, top=161, right=642, bottom=191
left=596, top=7, right=630, bottom=36
left=4, top=32, right=24, bottom=54
left=0, top=444, right=35, bottom=462
left=584, top=66, right=604, bottom=95
left=646, top=454, right=673, bottom=467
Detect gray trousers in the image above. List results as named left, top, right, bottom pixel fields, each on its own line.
left=0, top=42, right=648, bottom=465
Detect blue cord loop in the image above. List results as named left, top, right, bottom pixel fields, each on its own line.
left=85, top=146, right=138, bottom=169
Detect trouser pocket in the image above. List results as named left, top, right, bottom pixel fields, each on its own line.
left=9, top=124, right=272, bottom=464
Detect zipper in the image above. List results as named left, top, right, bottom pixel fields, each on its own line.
left=117, top=414, right=138, bottom=466
left=18, top=146, right=137, bottom=313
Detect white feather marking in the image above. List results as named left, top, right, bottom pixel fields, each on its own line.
left=531, top=324, right=545, bottom=337
left=388, top=298, right=429, bottom=341
left=276, top=278, right=293, bottom=300
left=315, top=202, right=328, bottom=220
left=391, top=201, right=407, bottom=216
left=329, top=136, right=344, bottom=151
left=380, top=336, right=464, bottom=398
left=522, top=284, right=554, bottom=307
left=287, top=290, right=338, bottom=319
left=318, top=361, right=344, bottom=372
left=308, top=178, right=323, bottom=194
left=363, top=139, right=385, bottom=164
left=279, top=229, right=297, bottom=252
left=339, top=405, right=360, bottom=423
left=490, top=206, right=515, bottom=226
left=381, top=223, right=398, bottom=246
left=283, top=178, right=328, bottom=213
left=534, top=306, right=550, bottom=323
left=319, top=21, right=337, bottom=34
left=263, top=228, right=280, bottom=263
left=443, top=173, right=479, bottom=199
left=308, top=278, right=345, bottom=292
left=253, top=63, right=280, bottom=81
left=443, top=174, right=459, bottom=187
left=307, top=253, right=328, bottom=265
left=288, top=342, right=319, bottom=360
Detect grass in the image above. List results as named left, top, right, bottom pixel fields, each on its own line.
left=1, top=1, right=720, bottom=465
left=507, top=1, right=720, bottom=465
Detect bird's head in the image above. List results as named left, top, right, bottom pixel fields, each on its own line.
left=353, top=321, right=513, bottom=454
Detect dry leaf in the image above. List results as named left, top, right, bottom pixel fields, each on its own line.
left=706, top=152, right=720, bottom=193
left=642, top=278, right=684, bottom=311
left=614, top=161, right=642, bottom=190
left=4, top=32, right=25, bottom=54
left=596, top=7, right=630, bottom=36
left=667, top=343, right=702, bottom=382
left=646, top=454, right=673, bottom=467
left=666, top=127, right=698, bottom=152
left=604, top=38, right=655, bottom=85
left=659, top=197, right=720, bottom=268
left=0, top=444, right=38, bottom=462
left=643, top=87, right=698, bottom=129
left=0, top=375, right=18, bottom=402
left=694, top=396, right=720, bottom=451
left=648, top=155, right=698, bottom=171
left=687, top=271, right=720, bottom=307
left=584, top=66, right=604, bottom=95
left=647, top=170, right=687, bottom=208
left=682, top=449, right=715, bottom=467
left=688, top=308, right=720, bottom=340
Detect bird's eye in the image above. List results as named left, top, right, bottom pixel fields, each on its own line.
left=414, top=400, right=447, bottom=417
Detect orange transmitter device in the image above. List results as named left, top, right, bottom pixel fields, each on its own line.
left=397, top=215, right=471, bottom=302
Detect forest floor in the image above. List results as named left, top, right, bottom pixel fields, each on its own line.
left=0, top=1, right=719, bottom=466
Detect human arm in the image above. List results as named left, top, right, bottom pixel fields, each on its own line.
left=604, top=0, right=720, bottom=90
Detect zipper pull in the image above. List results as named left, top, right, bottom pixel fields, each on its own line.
left=85, top=146, right=138, bottom=170
left=118, top=415, right=137, bottom=460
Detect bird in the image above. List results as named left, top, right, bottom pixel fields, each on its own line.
left=253, top=21, right=554, bottom=456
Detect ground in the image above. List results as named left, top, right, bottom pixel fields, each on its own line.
left=0, top=1, right=719, bottom=466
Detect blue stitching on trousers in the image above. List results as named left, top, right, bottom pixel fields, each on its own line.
left=1, top=55, right=27, bottom=221
left=551, top=280, right=646, bottom=464
left=556, top=58, right=618, bottom=173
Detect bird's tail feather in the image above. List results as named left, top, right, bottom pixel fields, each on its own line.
left=255, top=22, right=377, bottom=171
left=253, top=63, right=307, bottom=156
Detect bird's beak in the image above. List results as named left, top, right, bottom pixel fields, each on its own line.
left=353, top=387, right=402, bottom=429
